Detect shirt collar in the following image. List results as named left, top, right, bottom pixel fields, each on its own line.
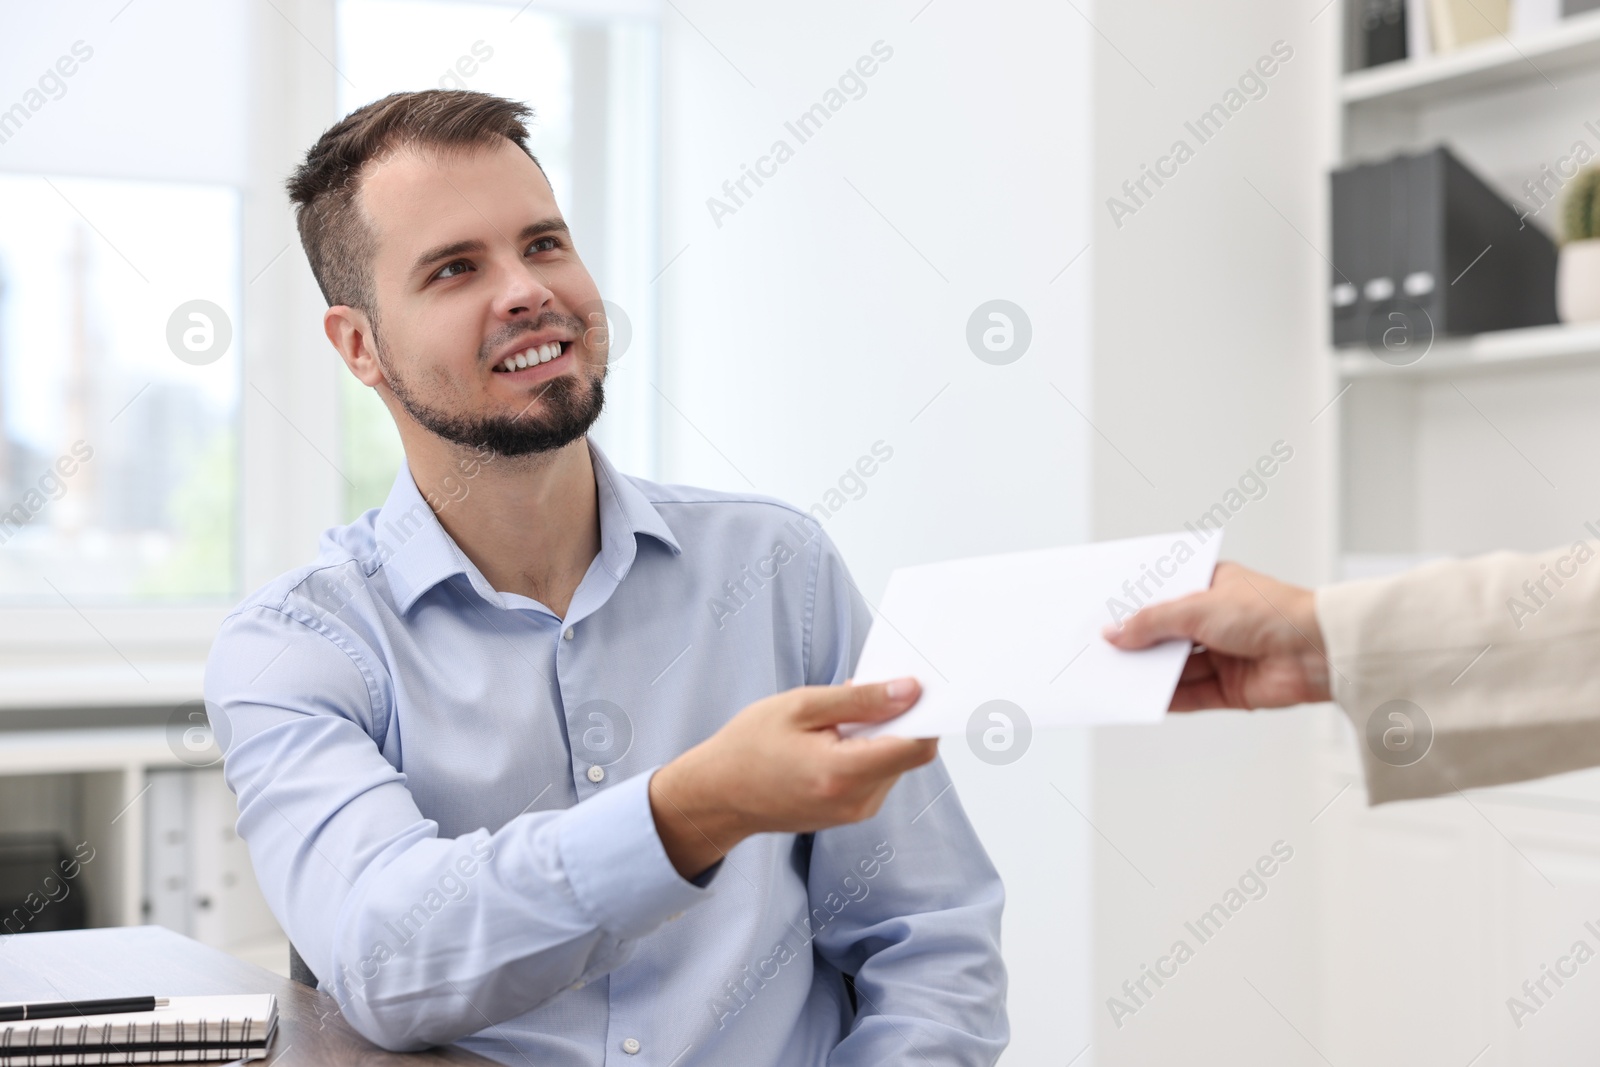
left=373, top=438, right=681, bottom=615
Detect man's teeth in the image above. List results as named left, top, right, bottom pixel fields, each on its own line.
left=499, top=341, right=563, bottom=372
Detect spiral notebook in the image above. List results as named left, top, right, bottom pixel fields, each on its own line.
left=0, top=995, right=277, bottom=1065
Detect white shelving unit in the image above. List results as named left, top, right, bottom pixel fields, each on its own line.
left=0, top=726, right=287, bottom=975
left=1318, top=8, right=1600, bottom=1063
left=0, top=728, right=191, bottom=931
left=1343, top=10, right=1600, bottom=106
left=1332, top=9, right=1600, bottom=564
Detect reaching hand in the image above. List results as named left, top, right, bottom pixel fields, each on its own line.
left=1102, top=561, right=1332, bottom=712
left=649, top=679, right=937, bottom=879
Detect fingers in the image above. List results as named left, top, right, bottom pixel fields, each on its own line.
left=792, top=677, right=922, bottom=729
left=822, top=737, right=938, bottom=821
left=1168, top=649, right=1222, bottom=711
left=1102, top=591, right=1209, bottom=650
left=855, top=771, right=922, bottom=822
left=1169, top=678, right=1229, bottom=712
left=1179, top=649, right=1216, bottom=685
left=833, top=735, right=939, bottom=779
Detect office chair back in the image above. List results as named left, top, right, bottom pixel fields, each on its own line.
left=288, top=943, right=318, bottom=988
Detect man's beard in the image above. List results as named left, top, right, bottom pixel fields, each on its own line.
left=377, top=332, right=606, bottom=458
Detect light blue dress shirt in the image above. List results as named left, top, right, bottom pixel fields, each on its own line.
left=205, top=439, right=1007, bottom=1066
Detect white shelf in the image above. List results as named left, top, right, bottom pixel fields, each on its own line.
left=0, top=661, right=206, bottom=709
left=0, top=726, right=214, bottom=776
left=1334, top=321, right=1600, bottom=378
left=1342, top=11, right=1600, bottom=108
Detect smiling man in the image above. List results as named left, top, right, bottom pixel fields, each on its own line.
left=203, top=90, right=1006, bottom=1066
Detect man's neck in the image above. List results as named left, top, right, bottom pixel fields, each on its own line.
left=405, top=436, right=601, bottom=619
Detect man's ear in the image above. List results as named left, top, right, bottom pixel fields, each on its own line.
left=325, top=305, right=385, bottom=387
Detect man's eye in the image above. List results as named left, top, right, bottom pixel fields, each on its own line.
left=528, top=237, right=560, bottom=254
left=434, top=260, right=472, bottom=280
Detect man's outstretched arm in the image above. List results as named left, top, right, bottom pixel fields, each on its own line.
left=209, top=603, right=936, bottom=1051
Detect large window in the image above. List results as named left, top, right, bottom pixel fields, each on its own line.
left=0, top=0, right=658, bottom=672
left=0, top=176, right=240, bottom=602
left=0, top=0, right=250, bottom=618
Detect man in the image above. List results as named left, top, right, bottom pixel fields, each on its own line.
left=204, top=90, right=1006, bottom=1065
left=1106, top=550, right=1600, bottom=803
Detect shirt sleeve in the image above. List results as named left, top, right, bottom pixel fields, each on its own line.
left=1316, top=545, right=1600, bottom=804
left=802, top=531, right=1009, bottom=1066
left=205, top=603, right=714, bottom=1051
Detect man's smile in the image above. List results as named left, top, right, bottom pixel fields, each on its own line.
left=490, top=339, right=574, bottom=377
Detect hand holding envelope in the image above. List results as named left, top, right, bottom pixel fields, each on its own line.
left=843, top=531, right=1224, bottom=740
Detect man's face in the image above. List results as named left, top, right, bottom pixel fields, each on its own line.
left=355, top=138, right=607, bottom=456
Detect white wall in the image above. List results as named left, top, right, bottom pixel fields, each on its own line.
left=659, top=1, right=1350, bottom=1063
left=1087, top=1, right=1335, bottom=1063
left=658, top=1, right=1094, bottom=1062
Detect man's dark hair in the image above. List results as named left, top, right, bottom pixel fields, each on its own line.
left=286, top=89, right=541, bottom=313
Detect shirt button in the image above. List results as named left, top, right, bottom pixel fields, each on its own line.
left=563, top=626, right=575, bottom=641
left=622, top=1038, right=641, bottom=1055
left=586, top=765, right=605, bottom=783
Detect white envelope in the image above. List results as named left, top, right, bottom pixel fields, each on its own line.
left=843, top=530, right=1223, bottom=739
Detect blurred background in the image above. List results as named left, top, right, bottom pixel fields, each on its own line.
left=4, top=0, right=1600, bottom=1062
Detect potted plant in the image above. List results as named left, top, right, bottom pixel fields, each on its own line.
left=1559, top=165, right=1600, bottom=323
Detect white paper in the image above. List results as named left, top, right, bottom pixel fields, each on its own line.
left=843, top=531, right=1223, bottom=739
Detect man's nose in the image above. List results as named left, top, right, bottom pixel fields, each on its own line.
left=491, top=255, right=555, bottom=318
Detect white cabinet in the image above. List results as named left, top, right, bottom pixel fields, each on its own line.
left=0, top=727, right=286, bottom=973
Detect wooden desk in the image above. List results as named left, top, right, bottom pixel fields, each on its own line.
left=0, top=926, right=495, bottom=1065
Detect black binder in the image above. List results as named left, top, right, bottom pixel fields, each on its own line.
left=1356, top=0, right=1408, bottom=68
left=1330, top=147, right=1559, bottom=347
left=0, top=834, right=87, bottom=934
left=1330, top=163, right=1372, bottom=347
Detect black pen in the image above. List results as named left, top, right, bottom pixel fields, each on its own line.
left=0, top=997, right=169, bottom=1023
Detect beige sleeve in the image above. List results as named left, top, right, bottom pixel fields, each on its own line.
left=1315, top=544, right=1600, bottom=804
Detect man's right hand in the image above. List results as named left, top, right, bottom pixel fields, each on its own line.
left=648, top=679, right=936, bottom=880
left=1102, top=561, right=1333, bottom=712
